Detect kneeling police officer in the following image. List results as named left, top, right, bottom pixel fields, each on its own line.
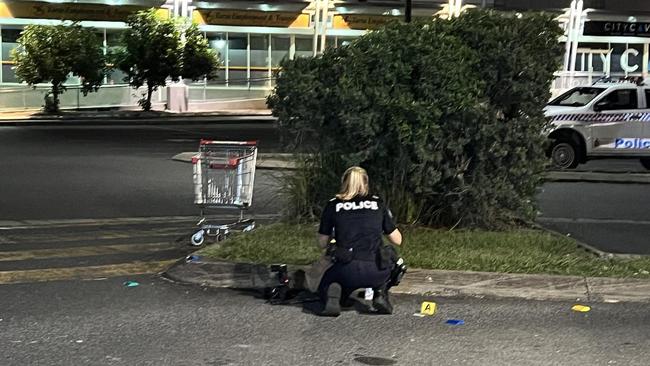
left=316, top=166, right=403, bottom=316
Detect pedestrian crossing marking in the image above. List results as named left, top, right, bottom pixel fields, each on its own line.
left=0, top=229, right=186, bottom=244
left=0, top=218, right=202, bottom=285
left=0, top=259, right=177, bottom=285
left=0, top=242, right=177, bottom=262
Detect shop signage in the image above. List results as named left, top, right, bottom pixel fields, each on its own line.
left=0, top=1, right=150, bottom=21
left=584, top=21, right=650, bottom=37
left=192, top=10, right=309, bottom=28
left=333, top=14, right=394, bottom=30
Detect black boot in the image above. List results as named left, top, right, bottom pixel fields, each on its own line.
left=372, top=288, right=393, bottom=315
left=319, top=283, right=342, bottom=317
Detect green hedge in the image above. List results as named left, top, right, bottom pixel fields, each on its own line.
left=268, top=10, right=563, bottom=228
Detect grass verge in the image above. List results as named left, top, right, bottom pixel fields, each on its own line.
left=199, top=223, right=650, bottom=278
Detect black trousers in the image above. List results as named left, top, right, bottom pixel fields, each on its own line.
left=317, top=260, right=391, bottom=302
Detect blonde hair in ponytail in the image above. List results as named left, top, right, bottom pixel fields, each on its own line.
left=336, top=166, right=369, bottom=200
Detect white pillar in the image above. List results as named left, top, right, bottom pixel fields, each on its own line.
left=289, top=35, right=296, bottom=60
left=569, top=0, right=583, bottom=87
left=641, top=43, right=650, bottom=79
left=225, top=33, right=229, bottom=86
left=173, top=0, right=180, bottom=17
left=313, top=0, right=321, bottom=55
left=181, top=0, right=189, bottom=18
left=246, top=33, right=251, bottom=88
left=455, top=0, right=463, bottom=17
left=562, top=0, right=576, bottom=89
left=320, top=0, right=329, bottom=52
left=268, top=34, right=272, bottom=88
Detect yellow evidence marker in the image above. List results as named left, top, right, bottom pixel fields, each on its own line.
left=420, top=301, right=437, bottom=316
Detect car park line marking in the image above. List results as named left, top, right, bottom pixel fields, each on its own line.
left=0, top=229, right=188, bottom=246
left=0, top=242, right=178, bottom=262
left=0, top=214, right=280, bottom=230
left=538, top=217, right=650, bottom=225
left=0, top=260, right=177, bottom=285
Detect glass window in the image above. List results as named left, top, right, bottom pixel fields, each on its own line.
left=250, top=34, right=268, bottom=86
left=207, top=32, right=227, bottom=85
left=295, top=36, right=313, bottom=58
left=1, top=28, right=21, bottom=61
left=106, top=30, right=127, bottom=85
left=610, top=43, right=627, bottom=74
left=548, top=87, right=606, bottom=107
left=2, top=64, right=18, bottom=83
left=250, top=34, right=268, bottom=67
left=325, top=36, right=336, bottom=49
left=339, top=37, right=355, bottom=47
left=596, top=89, right=638, bottom=110
left=228, top=33, right=247, bottom=86
left=2, top=28, right=22, bottom=83
left=271, top=35, right=290, bottom=67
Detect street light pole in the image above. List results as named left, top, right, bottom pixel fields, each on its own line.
left=405, top=0, right=412, bottom=22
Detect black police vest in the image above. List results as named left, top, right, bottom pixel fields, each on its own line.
left=332, top=197, right=385, bottom=262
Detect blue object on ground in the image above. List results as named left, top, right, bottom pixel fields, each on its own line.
left=123, top=281, right=139, bottom=287
left=446, top=319, right=465, bottom=326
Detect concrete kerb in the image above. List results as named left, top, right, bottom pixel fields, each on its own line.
left=546, top=171, right=650, bottom=184
left=172, top=152, right=299, bottom=170
left=163, top=258, right=650, bottom=304
left=173, top=153, right=650, bottom=183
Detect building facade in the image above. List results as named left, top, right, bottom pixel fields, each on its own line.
left=2, top=0, right=650, bottom=103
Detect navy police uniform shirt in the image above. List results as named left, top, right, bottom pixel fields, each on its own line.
left=318, top=195, right=397, bottom=256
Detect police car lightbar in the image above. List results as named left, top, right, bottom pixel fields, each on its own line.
left=592, top=76, right=646, bottom=86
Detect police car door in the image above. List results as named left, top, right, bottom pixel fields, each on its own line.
left=590, top=88, right=644, bottom=154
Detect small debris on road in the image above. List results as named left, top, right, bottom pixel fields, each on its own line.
left=571, top=304, right=591, bottom=312
left=186, top=254, right=201, bottom=262
left=446, top=319, right=465, bottom=326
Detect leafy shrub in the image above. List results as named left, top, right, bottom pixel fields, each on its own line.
left=268, top=10, right=563, bottom=228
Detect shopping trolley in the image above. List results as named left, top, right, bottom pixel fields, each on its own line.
left=190, top=140, right=258, bottom=246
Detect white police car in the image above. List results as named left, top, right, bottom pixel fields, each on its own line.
left=545, top=78, right=650, bottom=169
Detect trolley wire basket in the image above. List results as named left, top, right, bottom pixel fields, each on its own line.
left=190, top=140, right=258, bottom=246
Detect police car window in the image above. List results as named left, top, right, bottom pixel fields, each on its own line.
left=598, top=89, right=638, bottom=110
left=548, top=87, right=605, bottom=107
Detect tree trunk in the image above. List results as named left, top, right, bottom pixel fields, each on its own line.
left=146, top=84, right=154, bottom=111
left=46, top=83, right=61, bottom=113
left=52, top=85, right=60, bottom=110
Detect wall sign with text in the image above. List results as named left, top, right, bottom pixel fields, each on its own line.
left=0, top=1, right=150, bottom=21
left=584, top=21, right=650, bottom=37
left=192, top=10, right=309, bottom=28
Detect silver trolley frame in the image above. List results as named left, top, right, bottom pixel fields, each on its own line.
left=190, top=140, right=258, bottom=246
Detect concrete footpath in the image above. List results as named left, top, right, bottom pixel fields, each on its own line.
left=0, top=109, right=275, bottom=125
left=164, top=259, right=650, bottom=304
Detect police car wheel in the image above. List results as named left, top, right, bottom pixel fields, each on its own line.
left=550, top=141, right=578, bottom=169
left=641, top=158, right=650, bottom=170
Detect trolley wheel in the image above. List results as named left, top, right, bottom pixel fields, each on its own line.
left=190, top=231, right=205, bottom=246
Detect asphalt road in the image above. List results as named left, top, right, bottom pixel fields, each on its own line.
left=538, top=181, right=650, bottom=254
left=1, top=276, right=649, bottom=366
left=0, top=123, right=282, bottom=220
